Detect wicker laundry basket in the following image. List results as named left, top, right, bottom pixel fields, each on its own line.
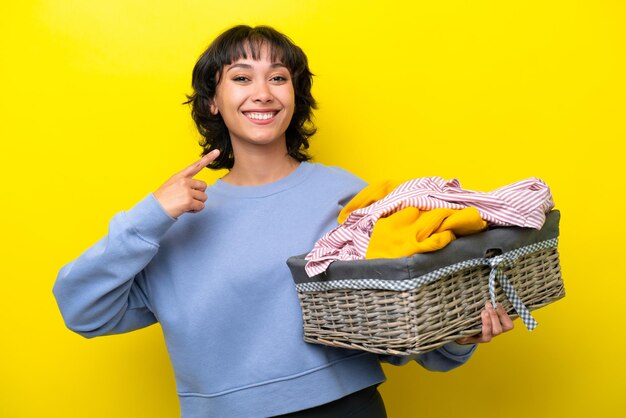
left=287, top=210, right=565, bottom=356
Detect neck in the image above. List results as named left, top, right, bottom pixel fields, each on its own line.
left=222, top=142, right=301, bottom=186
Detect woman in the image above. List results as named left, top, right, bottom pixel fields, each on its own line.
left=53, top=25, right=512, bottom=418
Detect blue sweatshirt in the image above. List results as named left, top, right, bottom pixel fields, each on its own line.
left=53, top=162, right=476, bottom=417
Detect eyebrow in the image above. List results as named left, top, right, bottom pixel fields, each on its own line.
left=226, top=63, right=288, bottom=72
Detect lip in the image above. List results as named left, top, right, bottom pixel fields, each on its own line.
left=242, top=109, right=281, bottom=125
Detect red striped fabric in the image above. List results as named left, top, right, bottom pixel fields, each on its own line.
left=304, top=176, right=554, bottom=277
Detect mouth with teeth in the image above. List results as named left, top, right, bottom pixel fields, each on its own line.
left=243, top=111, right=279, bottom=124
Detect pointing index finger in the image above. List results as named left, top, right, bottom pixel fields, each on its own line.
left=181, top=149, right=220, bottom=177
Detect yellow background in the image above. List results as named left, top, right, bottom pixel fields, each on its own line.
left=1, top=1, right=624, bottom=417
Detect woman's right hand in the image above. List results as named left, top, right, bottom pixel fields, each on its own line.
left=153, top=149, right=220, bottom=219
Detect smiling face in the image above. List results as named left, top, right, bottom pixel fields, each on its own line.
left=210, top=44, right=295, bottom=154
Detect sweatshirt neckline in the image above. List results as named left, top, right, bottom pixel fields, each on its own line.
left=211, top=162, right=314, bottom=198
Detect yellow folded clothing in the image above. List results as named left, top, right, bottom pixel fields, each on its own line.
left=366, top=206, right=488, bottom=259
left=337, top=180, right=488, bottom=259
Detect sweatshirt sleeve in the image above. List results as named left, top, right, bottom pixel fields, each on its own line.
left=53, top=194, right=177, bottom=338
left=379, top=341, right=477, bottom=371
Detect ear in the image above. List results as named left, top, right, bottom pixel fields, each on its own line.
left=210, top=101, right=219, bottom=115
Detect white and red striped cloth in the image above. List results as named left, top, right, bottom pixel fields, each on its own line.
left=304, top=176, right=554, bottom=277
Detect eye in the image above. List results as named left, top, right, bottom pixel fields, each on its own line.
left=270, top=75, right=289, bottom=83
left=232, top=75, right=250, bottom=82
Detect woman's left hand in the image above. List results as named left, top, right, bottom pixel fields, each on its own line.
left=455, top=302, right=514, bottom=345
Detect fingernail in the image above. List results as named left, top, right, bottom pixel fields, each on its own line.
left=485, top=302, right=492, bottom=309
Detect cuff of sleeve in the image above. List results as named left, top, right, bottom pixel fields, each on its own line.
left=440, top=341, right=477, bottom=357
left=123, top=193, right=177, bottom=245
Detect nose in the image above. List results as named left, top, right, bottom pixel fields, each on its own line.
left=252, top=81, right=273, bottom=103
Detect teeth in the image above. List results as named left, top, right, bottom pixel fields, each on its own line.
left=245, top=112, right=276, bottom=120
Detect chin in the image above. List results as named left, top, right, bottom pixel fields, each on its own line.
left=249, top=134, right=286, bottom=145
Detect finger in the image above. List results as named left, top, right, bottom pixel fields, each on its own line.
left=479, top=308, right=493, bottom=342
left=188, top=199, right=205, bottom=213
left=191, top=189, right=207, bottom=203
left=487, top=302, right=502, bottom=336
left=190, top=179, right=208, bottom=191
left=496, top=304, right=515, bottom=332
left=180, top=149, right=220, bottom=178
left=455, top=337, right=472, bottom=345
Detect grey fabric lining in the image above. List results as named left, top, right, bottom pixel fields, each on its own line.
left=287, top=210, right=560, bottom=285
left=293, top=238, right=558, bottom=293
